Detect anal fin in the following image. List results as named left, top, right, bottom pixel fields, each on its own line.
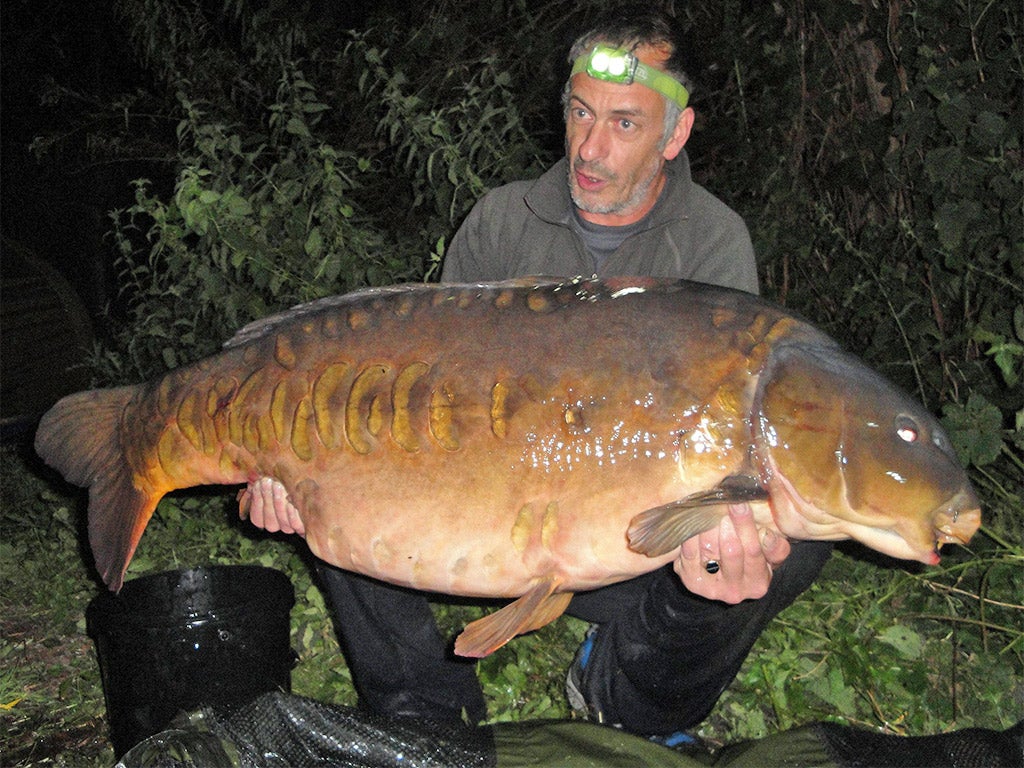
left=454, top=577, right=572, bottom=658
left=627, top=475, right=769, bottom=557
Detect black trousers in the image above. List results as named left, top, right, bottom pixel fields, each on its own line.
left=315, top=540, right=833, bottom=734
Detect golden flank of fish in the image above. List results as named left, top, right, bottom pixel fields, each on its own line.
left=34, top=277, right=980, bottom=657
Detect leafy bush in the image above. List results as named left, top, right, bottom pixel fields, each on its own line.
left=99, top=0, right=554, bottom=381
left=706, top=544, right=1023, bottom=743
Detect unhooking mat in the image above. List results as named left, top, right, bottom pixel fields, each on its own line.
left=116, top=691, right=1023, bottom=768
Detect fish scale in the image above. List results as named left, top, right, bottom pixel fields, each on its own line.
left=34, top=277, right=980, bottom=657
left=222, top=284, right=574, bottom=461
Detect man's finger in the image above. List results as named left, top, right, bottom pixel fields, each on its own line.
left=760, top=529, right=791, bottom=566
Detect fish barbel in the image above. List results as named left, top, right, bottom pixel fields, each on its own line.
left=34, top=277, right=980, bottom=656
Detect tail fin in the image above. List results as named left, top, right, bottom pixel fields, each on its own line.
left=34, top=387, right=159, bottom=592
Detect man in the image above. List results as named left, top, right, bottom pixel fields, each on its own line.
left=247, top=7, right=832, bottom=742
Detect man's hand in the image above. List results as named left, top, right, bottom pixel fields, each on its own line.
left=238, top=477, right=305, bottom=537
left=674, top=505, right=790, bottom=603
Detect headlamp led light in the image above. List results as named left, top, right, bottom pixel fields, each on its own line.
left=571, top=44, right=689, bottom=110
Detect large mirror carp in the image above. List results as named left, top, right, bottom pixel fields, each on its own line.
left=35, top=277, right=980, bottom=657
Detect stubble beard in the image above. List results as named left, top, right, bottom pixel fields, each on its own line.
left=568, top=154, right=663, bottom=217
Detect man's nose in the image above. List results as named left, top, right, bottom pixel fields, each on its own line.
left=577, top=123, right=609, bottom=162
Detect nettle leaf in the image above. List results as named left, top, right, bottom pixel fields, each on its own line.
left=933, top=198, right=982, bottom=250
left=226, top=194, right=253, bottom=217
left=286, top=117, right=311, bottom=138
left=972, top=110, right=1008, bottom=149
left=975, top=328, right=1023, bottom=388
left=161, top=346, right=178, bottom=370
left=877, top=624, right=925, bottom=660
left=924, top=145, right=963, bottom=186
left=304, top=226, right=323, bottom=258
left=936, top=93, right=971, bottom=142
left=806, top=664, right=857, bottom=717
left=941, top=393, right=1005, bottom=467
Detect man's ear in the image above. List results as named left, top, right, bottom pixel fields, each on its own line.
left=662, top=107, right=695, bottom=160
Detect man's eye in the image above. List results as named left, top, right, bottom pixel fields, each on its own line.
left=618, top=119, right=635, bottom=131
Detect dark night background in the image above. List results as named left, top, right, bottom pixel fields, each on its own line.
left=3, top=2, right=138, bottom=423
left=0, top=1, right=379, bottom=425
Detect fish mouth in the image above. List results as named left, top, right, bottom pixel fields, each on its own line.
left=827, top=490, right=982, bottom=566
left=906, top=489, right=982, bottom=565
left=931, top=493, right=982, bottom=550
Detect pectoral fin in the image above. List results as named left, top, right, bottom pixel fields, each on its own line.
left=454, top=577, right=572, bottom=658
left=237, top=486, right=254, bottom=519
left=627, top=475, right=769, bottom=557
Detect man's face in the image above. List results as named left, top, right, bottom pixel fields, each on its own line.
left=565, top=44, right=692, bottom=227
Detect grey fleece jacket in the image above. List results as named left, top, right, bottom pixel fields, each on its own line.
left=440, top=151, right=758, bottom=295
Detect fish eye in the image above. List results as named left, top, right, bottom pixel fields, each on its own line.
left=895, top=414, right=920, bottom=443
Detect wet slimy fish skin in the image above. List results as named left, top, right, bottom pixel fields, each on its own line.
left=34, top=277, right=981, bottom=657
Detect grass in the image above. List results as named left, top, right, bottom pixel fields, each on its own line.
left=1, top=440, right=1021, bottom=766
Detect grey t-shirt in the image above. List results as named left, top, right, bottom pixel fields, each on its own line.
left=571, top=208, right=650, bottom=273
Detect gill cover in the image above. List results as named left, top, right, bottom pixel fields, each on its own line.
left=753, top=344, right=977, bottom=556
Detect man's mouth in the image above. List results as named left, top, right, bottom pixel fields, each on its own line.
left=574, top=165, right=611, bottom=192
left=573, top=171, right=602, bottom=191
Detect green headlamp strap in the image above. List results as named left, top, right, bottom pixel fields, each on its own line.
left=571, top=44, right=690, bottom=110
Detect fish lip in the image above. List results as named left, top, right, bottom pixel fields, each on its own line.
left=931, top=490, right=982, bottom=549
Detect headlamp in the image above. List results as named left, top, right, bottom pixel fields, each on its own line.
left=571, top=44, right=689, bottom=110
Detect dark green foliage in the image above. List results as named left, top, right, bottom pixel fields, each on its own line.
left=708, top=545, right=1023, bottom=743
left=98, top=0, right=557, bottom=380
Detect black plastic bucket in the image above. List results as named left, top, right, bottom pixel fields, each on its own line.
left=86, top=565, right=295, bottom=757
